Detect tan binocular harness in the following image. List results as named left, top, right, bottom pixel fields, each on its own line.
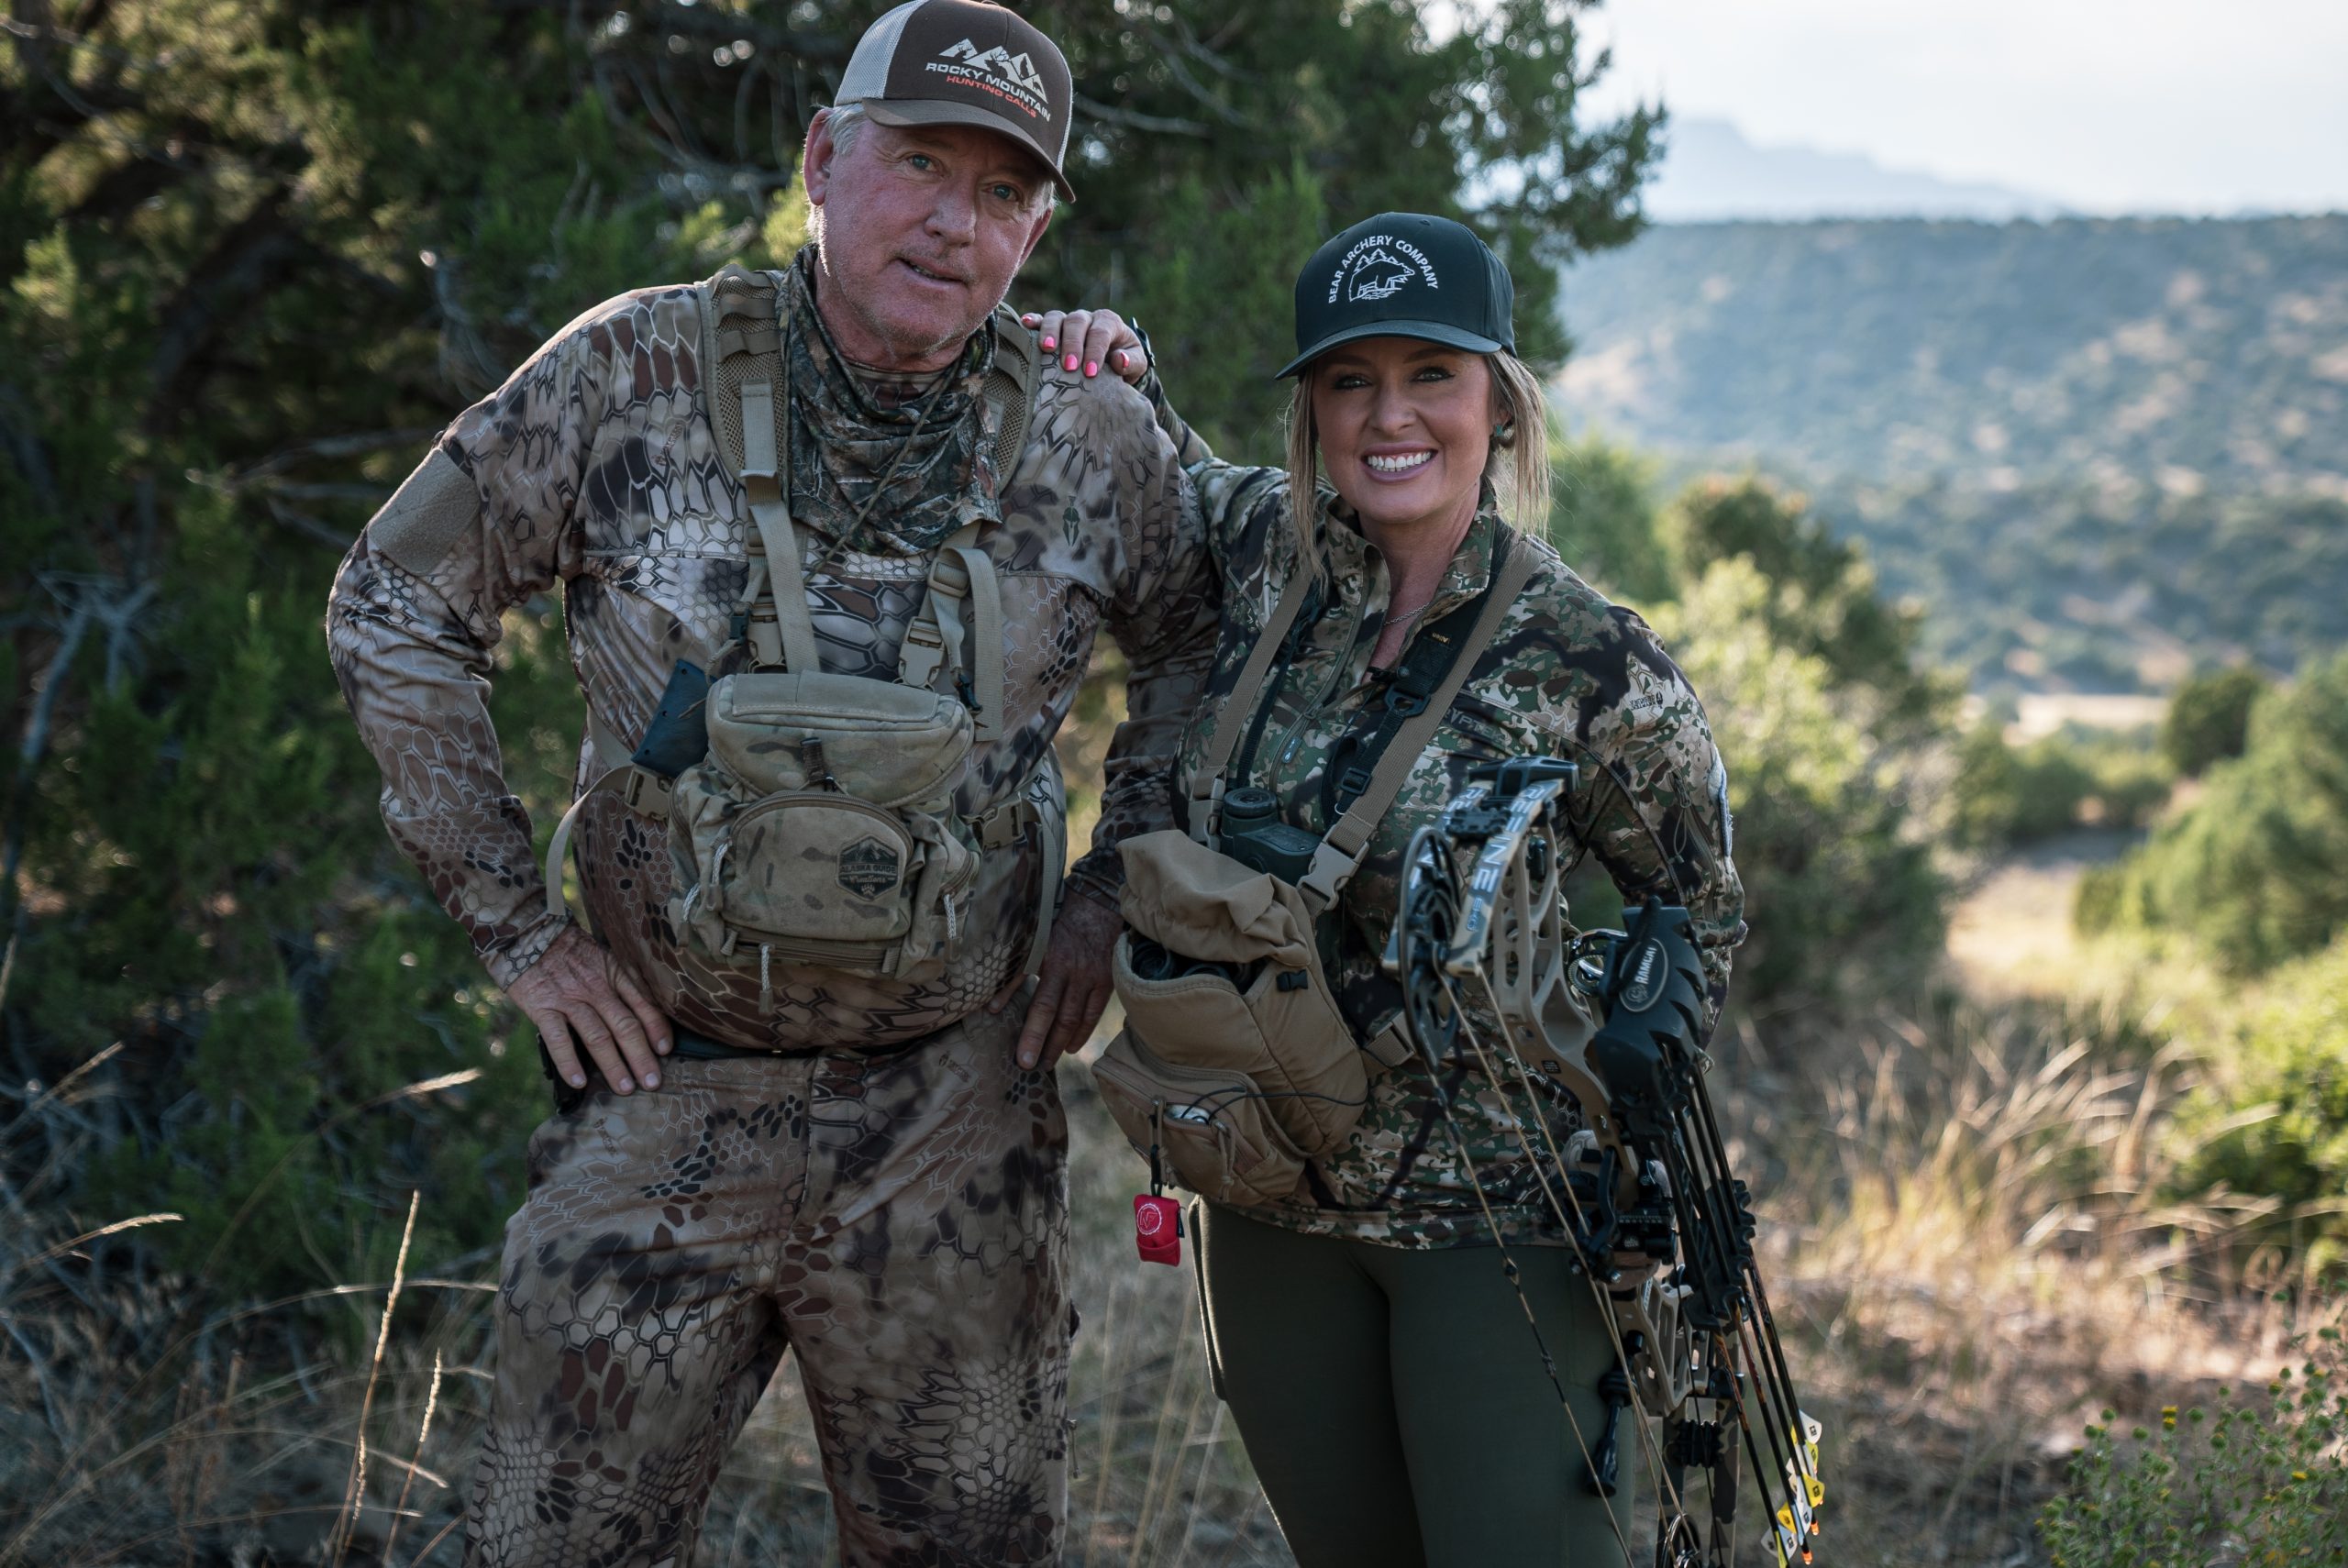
left=1183, top=526, right=1532, bottom=913
left=546, top=266, right=1059, bottom=1009
left=1095, top=519, right=1534, bottom=1205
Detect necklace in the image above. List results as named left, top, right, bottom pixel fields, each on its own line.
left=1385, top=597, right=1436, bottom=626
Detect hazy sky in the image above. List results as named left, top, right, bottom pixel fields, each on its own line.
left=1576, top=0, right=2348, bottom=215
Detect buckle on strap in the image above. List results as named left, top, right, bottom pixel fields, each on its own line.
left=1296, top=840, right=1361, bottom=913
left=619, top=767, right=674, bottom=814
left=968, top=796, right=1039, bottom=850
left=1183, top=773, right=1225, bottom=845
left=899, top=620, right=949, bottom=690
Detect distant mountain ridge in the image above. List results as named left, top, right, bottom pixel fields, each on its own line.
left=1552, top=215, right=2348, bottom=694
left=1644, top=119, right=2065, bottom=223
left=1559, top=215, right=2348, bottom=497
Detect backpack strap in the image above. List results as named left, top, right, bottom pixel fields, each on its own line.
left=701, top=264, right=820, bottom=672
left=982, top=301, right=1040, bottom=479
left=1295, top=528, right=1533, bottom=913
left=898, top=304, right=1030, bottom=743
left=887, top=305, right=1030, bottom=737
left=737, top=374, right=822, bottom=673
left=894, top=519, right=1008, bottom=741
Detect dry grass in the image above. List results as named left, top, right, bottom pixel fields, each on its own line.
left=1, top=948, right=2315, bottom=1566
left=0, top=1053, right=1280, bottom=1568
left=1718, top=978, right=2320, bottom=1566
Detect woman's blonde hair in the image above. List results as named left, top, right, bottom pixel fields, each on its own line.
left=1283, top=348, right=1552, bottom=536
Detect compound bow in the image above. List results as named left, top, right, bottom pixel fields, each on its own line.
left=1383, top=756, right=1825, bottom=1566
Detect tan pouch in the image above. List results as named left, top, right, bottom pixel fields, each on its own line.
left=1091, top=1027, right=1309, bottom=1207
left=667, top=671, right=978, bottom=982
left=702, top=670, right=972, bottom=808
left=1092, top=830, right=1367, bottom=1201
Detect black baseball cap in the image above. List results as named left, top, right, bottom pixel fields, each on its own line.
left=836, top=0, right=1076, bottom=201
left=1278, top=212, right=1515, bottom=378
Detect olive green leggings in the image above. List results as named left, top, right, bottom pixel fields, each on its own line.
left=1196, top=1202, right=1636, bottom=1568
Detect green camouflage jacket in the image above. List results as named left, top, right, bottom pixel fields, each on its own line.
left=1147, top=382, right=1746, bottom=1247
left=326, top=252, right=1218, bottom=1050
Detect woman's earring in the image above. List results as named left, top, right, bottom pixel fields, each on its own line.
left=1492, top=418, right=1516, bottom=448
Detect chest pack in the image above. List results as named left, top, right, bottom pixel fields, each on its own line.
left=1091, top=522, right=1534, bottom=1205
left=544, top=265, right=1059, bottom=1011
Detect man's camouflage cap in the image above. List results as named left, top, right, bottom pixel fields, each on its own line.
left=1279, top=211, right=1515, bottom=378
left=836, top=0, right=1076, bottom=201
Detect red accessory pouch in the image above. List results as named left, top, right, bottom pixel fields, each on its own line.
left=1135, top=1194, right=1182, bottom=1265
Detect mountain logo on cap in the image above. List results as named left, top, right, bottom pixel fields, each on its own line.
left=931, top=38, right=1050, bottom=116
left=1327, top=233, right=1441, bottom=306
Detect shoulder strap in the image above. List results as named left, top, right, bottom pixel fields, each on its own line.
left=1183, top=537, right=1321, bottom=845
left=1323, top=535, right=1517, bottom=822
left=702, top=264, right=820, bottom=672
left=1296, top=527, right=1534, bottom=913
left=983, top=304, right=1040, bottom=478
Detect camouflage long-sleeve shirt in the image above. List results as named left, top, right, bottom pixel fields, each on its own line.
left=326, top=253, right=1216, bottom=1050
left=1148, top=387, right=1745, bottom=1247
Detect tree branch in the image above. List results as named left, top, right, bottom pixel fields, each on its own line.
left=145, top=183, right=309, bottom=436
left=1070, top=92, right=1208, bottom=139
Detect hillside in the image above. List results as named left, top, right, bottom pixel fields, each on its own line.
left=1555, top=216, right=2348, bottom=692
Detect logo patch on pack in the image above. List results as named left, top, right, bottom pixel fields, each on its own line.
left=1326, top=232, right=1442, bottom=305
left=837, top=837, right=903, bottom=900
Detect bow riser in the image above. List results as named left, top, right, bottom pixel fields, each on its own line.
left=1387, top=759, right=1829, bottom=1566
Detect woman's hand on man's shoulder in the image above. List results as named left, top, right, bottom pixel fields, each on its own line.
left=1019, top=308, right=1148, bottom=386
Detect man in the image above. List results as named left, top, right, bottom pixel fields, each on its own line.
left=325, top=3, right=1213, bottom=1562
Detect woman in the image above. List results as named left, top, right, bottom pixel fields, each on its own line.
left=1037, top=213, right=1746, bottom=1566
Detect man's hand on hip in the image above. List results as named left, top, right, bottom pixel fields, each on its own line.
left=506, top=923, right=674, bottom=1094
left=995, top=889, right=1122, bottom=1074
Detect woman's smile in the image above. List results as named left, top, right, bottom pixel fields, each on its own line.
left=1362, top=447, right=1438, bottom=479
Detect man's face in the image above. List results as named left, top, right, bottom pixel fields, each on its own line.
left=803, top=113, right=1055, bottom=371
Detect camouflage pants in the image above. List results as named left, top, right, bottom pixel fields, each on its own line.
left=462, top=1005, right=1072, bottom=1567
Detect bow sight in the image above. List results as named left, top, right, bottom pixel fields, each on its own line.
left=1383, top=756, right=1825, bottom=1566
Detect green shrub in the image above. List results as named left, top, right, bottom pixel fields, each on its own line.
left=2165, top=933, right=2348, bottom=1264
left=1664, top=475, right=1951, bottom=734
left=2164, top=664, right=2272, bottom=778
left=1546, top=433, right=1675, bottom=607
left=1650, top=558, right=1945, bottom=1005
left=1954, top=724, right=2173, bottom=849
left=2039, top=1332, right=2348, bottom=1567
left=2099, top=650, right=2348, bottom=973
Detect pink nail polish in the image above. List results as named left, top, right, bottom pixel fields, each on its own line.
left=644, top=1072, right=659, bottom=1088
left=570, top=1074, right=587, bottom=1088
left=615, top=1077, right=632, bottom=1092
left=1085, top=360, right=1098, bottom=377
left=1041, top=337, right=1055, bottom=349
left=1064, top=354, right=1078, bottom=371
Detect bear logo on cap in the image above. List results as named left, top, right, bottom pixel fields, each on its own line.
left=1346, top=248, right=1414, bottom=302
left=1326, top=232, right=1442, bottom=306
